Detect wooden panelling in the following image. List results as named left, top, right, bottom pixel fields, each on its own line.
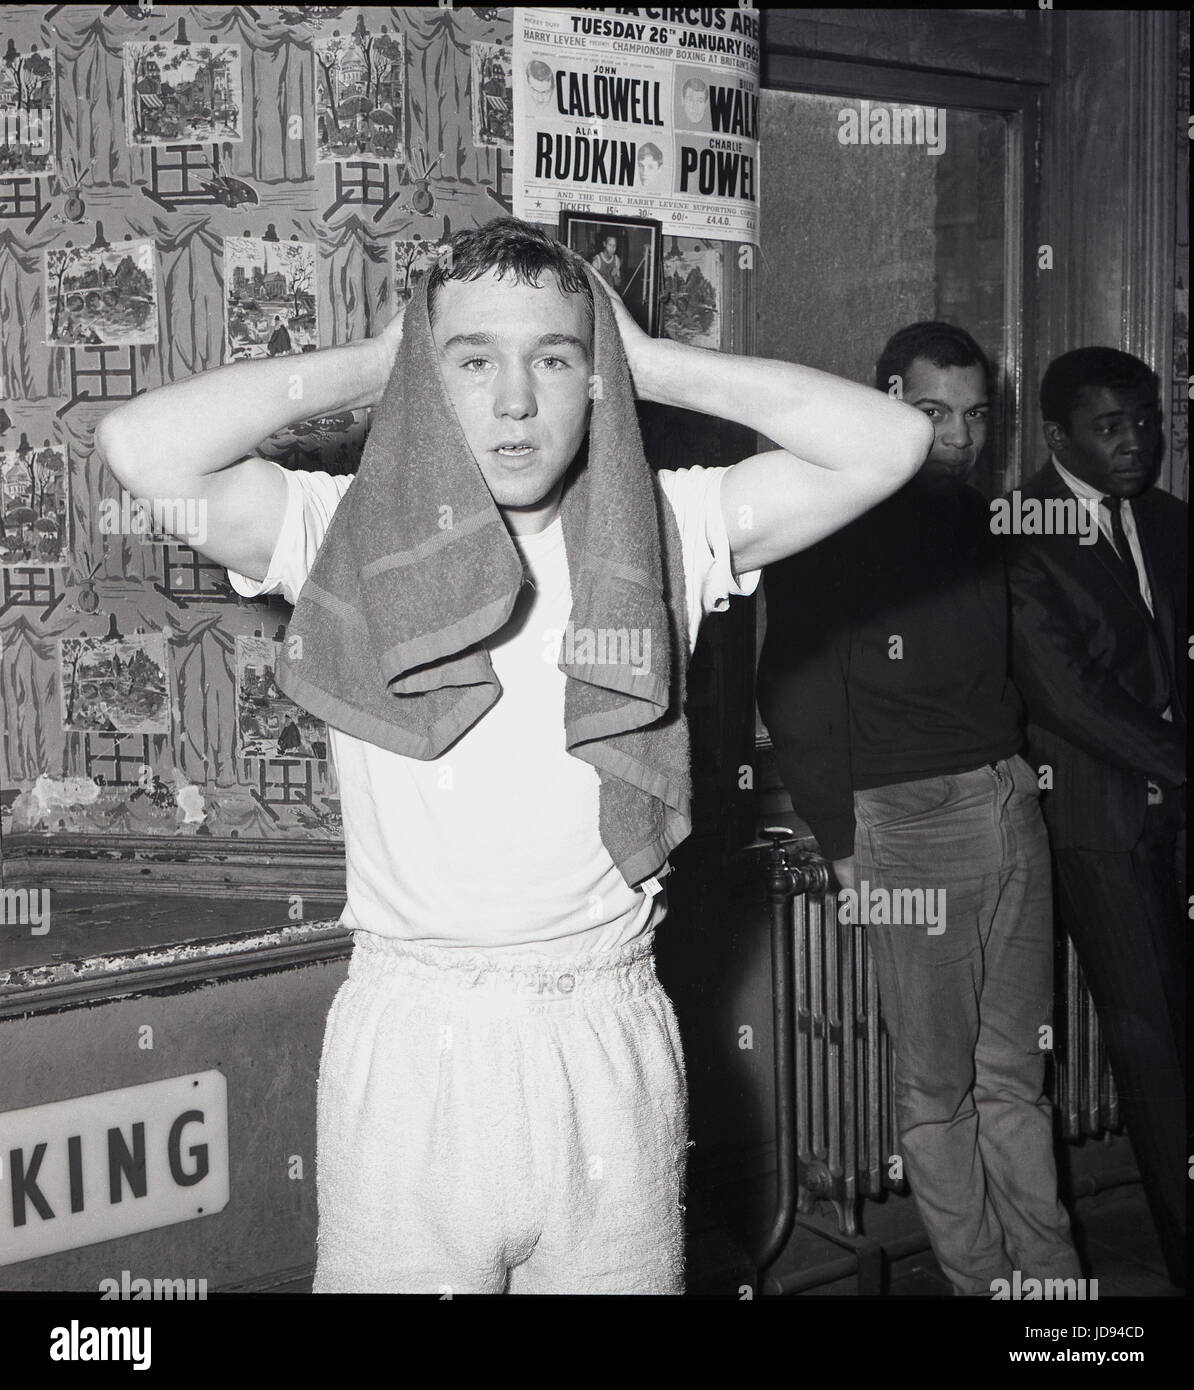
left=762, top=7, right=1052, bottom=88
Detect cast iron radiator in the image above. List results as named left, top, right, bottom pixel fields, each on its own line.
left=755, top=830, right=1119, bottom=1266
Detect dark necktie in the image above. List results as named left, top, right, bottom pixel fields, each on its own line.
left=1103, top=496, right=1170, bottom=712
left=1101, top=496, right=1139, bottom=589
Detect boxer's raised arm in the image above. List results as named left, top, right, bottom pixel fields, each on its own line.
left=94, top=313, right=403, bottom=581
left=595, top=277, right=932, bottom=572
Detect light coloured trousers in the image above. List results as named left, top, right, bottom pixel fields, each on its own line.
left=852, top=754, right=1080, bottom=1295
left=313, top=931, right=688, bottom=1294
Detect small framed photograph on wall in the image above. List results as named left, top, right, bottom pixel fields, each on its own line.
left=559, top=211, right=662, bottom=338
left=661, top=236, right=723, bottom=351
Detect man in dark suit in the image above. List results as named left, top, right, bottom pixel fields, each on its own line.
left=1005, top=346, right=1187, bottom=1286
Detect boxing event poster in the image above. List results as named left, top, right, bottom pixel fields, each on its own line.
left=512, top=7, right=760, bottom=243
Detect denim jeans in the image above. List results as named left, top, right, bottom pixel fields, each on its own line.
left=850, top=754, right=1079, bottom=1294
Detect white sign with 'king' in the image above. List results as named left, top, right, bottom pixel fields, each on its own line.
left=0, top=1072, right=229, bottom=1266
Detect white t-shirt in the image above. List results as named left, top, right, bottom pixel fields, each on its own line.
left=229, top=462, right=760, bottom=957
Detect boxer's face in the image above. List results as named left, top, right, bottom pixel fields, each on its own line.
left=433, top=269, right=593, bottom=531
left=903, top=358, right=989, bottom=486
left=638, top=152, right=662, bottom=184
left=682, top=87, right=707, bottom=123
left=1047, top=384, right=1161, bottom=498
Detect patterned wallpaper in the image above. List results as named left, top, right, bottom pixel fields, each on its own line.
left=0, top=3, right=524, bottom=846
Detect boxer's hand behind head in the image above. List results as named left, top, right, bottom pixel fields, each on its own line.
left=356, top=300, right=407, bottom=407
left=589, top=267, right=651, bottom=386
left=373, top=299, right=406, bottom=371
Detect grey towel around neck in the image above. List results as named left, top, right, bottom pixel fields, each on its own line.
left=275, top=260, right=693, bottom=890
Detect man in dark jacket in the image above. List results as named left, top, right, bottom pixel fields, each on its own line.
left=758, top=321, right=1079, bottom=1295
left=1005, top=347, right=1186, bottom=1286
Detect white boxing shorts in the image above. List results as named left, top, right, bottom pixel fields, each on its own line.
left=312, top=931, right=688, bottom=1294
